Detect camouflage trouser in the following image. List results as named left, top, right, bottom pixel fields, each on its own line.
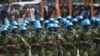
left=94, top=44, right=100, bottom=56
left=20, top=46, right=29, bottom=56
left=45, top=44, right=57, bottom=56
left=31, top=45, right=44, bottom=56
left=0, top=49, right=7, bottom=56
left=79, top=43, right=95, bottom=56
left=7, top=47, right=21, bottom=56
left=63, top=44, right=77, bottom=56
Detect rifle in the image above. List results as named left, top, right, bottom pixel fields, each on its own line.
left=20, top=37, right=31, bottom=56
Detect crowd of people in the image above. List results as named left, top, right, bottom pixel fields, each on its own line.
left=0, top=2, right=100, bottom=56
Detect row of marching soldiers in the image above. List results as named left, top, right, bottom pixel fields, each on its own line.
left=0, top=15, right=100, bottom=56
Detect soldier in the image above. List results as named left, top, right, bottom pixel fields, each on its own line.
left=92, top=19, right=100, bottom=56
left=79, top=19, right=94, bottom=56
left=6, top=26, right=30, bottom=56
left=0, top=27, right=8, bottom=56
left=44, top=23, right=56, bottom=56
left=20, top=26, right=31, bottom=56
left=53, top=23, right=65, bottom=56
left=63, top=22, right=77, bottom=56
left=44, top=23, right=64, bottom=56
left=31, top=21, right=45, bottom=56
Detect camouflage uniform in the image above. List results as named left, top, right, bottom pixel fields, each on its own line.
left=0, top=35, right=8, bottom=56
left=93, top=26, right=100, bottom=56
left=6, top=34, right=22, bottom=56
left=31, top=32, right=45, bottom=56
left=79, top=19, right=95, bottom=56
left=63, top=29, right=77, bottom=56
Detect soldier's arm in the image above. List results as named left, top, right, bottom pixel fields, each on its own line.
left=57, top=34, right=66, bottom=44
left=20, top=36, right=31, bottom=49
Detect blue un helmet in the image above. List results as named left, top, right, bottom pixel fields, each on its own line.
left=49, top=18, right=54, bottom=23
left=29, top=18, right=36, bottom=24
left=77, top=15, right=84, bottom=22
left=20, top=26, right=27, bottom=34
left=38, top=17, right=44, bottom=25
left=77, top=15, right=84, bottom=20
left=90, top=17, right=96, bottom=23
left=4, top=20, right=10, bottom=26
left=34, top=20, right=41, bottom=24
left=61, top=18, right=67, bottom=24
left=39, top=18, right=44, bottom=21
left=66, top=22, right=73, bottom=31
left=81, top=19, right=91, bottom=26
left=0, top=27, right=8, bottom=34
left=53, top=20, right=59, bottom=24
left=66, top=22, right=73, bottom=27
left=23, top=20, right=29, bottom=25
left=11, top=26, right=18, bottom=33
left=20, top=26, right=27, bottom=31
left=21, top=23, right=27, bottom=27
left=57, top=16, right=62, bottom=22
left=2, top=25, right=9, bottom=29
left=34, top=20, right=41, bottom=27
left=54, top=23, right=59, bottom=28
left=47, top=23, right=55, bottom=33
left=95, top=18, right=100, bottom=23
left=66, top=15, right=72, bottom=20
left=34, top=24, right=42, bottom=30
left=71, top=18, right=78, bottom=25
left=71, top=18, right=78, bottom=22
left=34, top=23, right=42, bottom=33
left=47, top=23, right=54, bottom=29
left=54, top=23, right=59, bottom=32
left=64, top=20, right=70, bottom=26
left=12, top=20, right=18, bottom=26
left=44, top=20, right=49, bottom=27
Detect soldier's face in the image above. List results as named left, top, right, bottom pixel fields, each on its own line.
left=50, top=27, right=55, bottom=32
left=13, top=29, right=18, bottom=34
left=2, top=31, right=8, bottom=35
left=37, top=28, right=42, bottom=33
left=84, top=25, right=90, bottom=29
left=21, top=30, right=27, bottom=34
left=67, top=26, right=73, bottom=30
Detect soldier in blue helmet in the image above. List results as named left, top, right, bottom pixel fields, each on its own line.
left=19, top=26, right=31, bottom=56
left=63, top=22, right=77, bottom=56
left=92, top=18, right=100, bottom=56
left=44, top=23, right=56, bottom=56
left=0, top=27, right=9, bottom=56
left=44, top=23, right=64, bottom=56
left=6, top=26, right=30, bottom=56
left=31, top=23, right=45, bottom=56
left=53, top=23, right=65, bottom=56
left=79, top=19, right=94, bottom=56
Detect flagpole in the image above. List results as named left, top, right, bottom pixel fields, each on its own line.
left=68, top=0, right=72, bottom=16
left=56, top=0, right=60, bottom=16
left=41, top=0, right=44, bottom=18
left=90, top=0, right=94, bottom=17
left=84, top=0, right=88, bottom=7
